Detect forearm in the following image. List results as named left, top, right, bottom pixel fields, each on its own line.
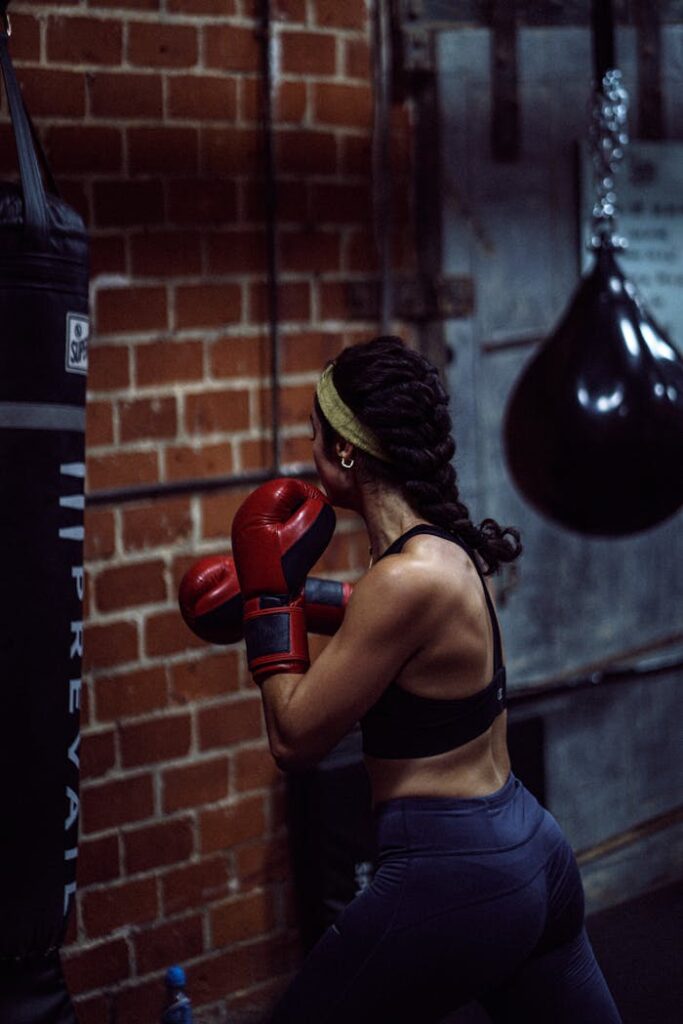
left=259, top=672, right=322, bottom=769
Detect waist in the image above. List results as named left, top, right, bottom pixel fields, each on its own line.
left=373, top=773, right=550, bottom=856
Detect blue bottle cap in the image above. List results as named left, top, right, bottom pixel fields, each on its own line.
left=165, top=965, right=186, bottom=988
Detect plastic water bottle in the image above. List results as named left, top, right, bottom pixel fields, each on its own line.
left=161, top=965, right=193, bottom=1023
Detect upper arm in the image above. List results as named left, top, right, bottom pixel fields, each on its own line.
left=260, top=561, right=432, bottom=767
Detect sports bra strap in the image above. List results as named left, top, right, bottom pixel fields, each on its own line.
left=377, top=524, right=504, bottom=674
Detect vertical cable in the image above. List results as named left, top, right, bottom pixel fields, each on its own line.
left=372, top=0, right=393, bottom=334
left=260, top=0, right=282, bottom=474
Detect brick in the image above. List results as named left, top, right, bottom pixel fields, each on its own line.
left=130, top=230, right=202, bottom=279
left=169, top=74, right=237, bottom=120
left=198, top=697, right=263, bottom=751
left=168, top=0, right=236, bottom=11
left=234, top=837, right=290, bottom=886
left=274, top=0, right=307, bottom=21
left=209, top=335, right=268, bottom=379
left=96, top=286, right=168, bottom=335
left=164, top=443, right=233, bottom=483
left=87, top=451, right=159, bottom=493
left=83, top=619, right=139, bottom=670
left=281, top=31, right=337, bottom=75
left=135, top=339, right=203, bottom=387
left=80, top=772, right=154, bottom=834
left=171, top=651, right=241, bottom=703
left=200, top=793, right=266, bottom=853
left=58, top=182, right=90, bottom=227
left=248, top=281, right=310, bottom=323
left=276, top=81, right=308, bottom=123
left=185, top=936, right=298, bottom=1002
left=4, top=13, right=40, bottom=62
left=45, top=126, right=122, bottom=175
left=82, top=877, right=158, bottom=938
left=205, top=24, right=259, bottom=72
left=129, top=126, right=198, bottom=176
left=89, top=70, right=163, bottom=119
left=163, top=756, right=230, bottom=813
left=200, top=487, right=251, bottom=540
left=86, top=400, right=114, bottom=447
left=184, top=388, right=250, bottom=435
left=202, top=127, right=262, bottom=175
left=90, top=0, right=159, bottom=9
left=84, top=507, right=116, bottom=561
left=206, top=230, right=267, bottom=274
left=314, top=0, right=367, bottom=29
left=311, top=182, right=371, bottom=223
left=62, top=938, right=129, bottom=993
left=90, top=235, right=126, bottom=278
left=81, top=727, right=117, bottom=778
left=124, top=816, right=194, bottom=875
left=18, top=69, right=86, bottom=118
left=145, top=609, right=205, bottom=658
left=78, top=833, right=121, bottom=887
left=280, top=434, right=315, bottom=466
left=110, top=977, right=165, bottom=1024
left=314, top=82, right=372, bottom=128
left=211, top=889, right=275, bottom=946
left=120, top=713, right=192, bottom=768
left=175, top=283, right=242, bottom=330
left=244, top=180, right=308, bottom=224
left=47, top=16, right=123, bottom=66
left=94, top=180, right=165, bottom=228
left=162, top=856, right=229, bottom=916
left=95, top=559, right=166, bottom=613
left=257, top=383, right=314, bottom=429
left=280, top=228, right=341, bottom=273
left=135, top=914, right=204, bottom=976
left=129, top=22, right=198, bottom=69
left=238, top=437, right=273, bottom=472
left=119, top=396, right=177, bottom=443
left=277, top=128, right=337, bottom=175
left=319, top=279, right=349, bottom=320
left=167, top=178, right=238, bottom=225
left=339, top=132, right=371, bottom=176
left=87, top=344, right=130, bottom=392
left=70, top=995, right=111, bottom=1024
left=95, top=666, right=168, bottom=722
left=345, top=37, right=371, bottom=79
left=280, top=330, right=342, bottom=373
left=122, top=497, right=193, bottom=552
left=234, top=744, right=280, bottom=792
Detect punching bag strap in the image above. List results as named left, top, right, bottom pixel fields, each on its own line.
left=0, top=13, right=50, bottom=242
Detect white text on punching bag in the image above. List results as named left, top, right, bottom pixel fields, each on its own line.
left=59, top=462, right=84, bottom=918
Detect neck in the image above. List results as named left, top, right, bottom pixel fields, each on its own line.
left=358, top=482, right=429, bottom=564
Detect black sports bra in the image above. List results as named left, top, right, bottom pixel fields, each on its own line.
left=361, top=525, right=506, bottom=759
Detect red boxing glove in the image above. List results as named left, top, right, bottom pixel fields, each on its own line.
left=179, top=554, right=352, bottom=645
left=231, top=478, right=336, bottom=683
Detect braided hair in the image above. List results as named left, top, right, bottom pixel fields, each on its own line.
left=315, top=336, right=522, bottom=575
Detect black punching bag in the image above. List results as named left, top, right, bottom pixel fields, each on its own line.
left=0, top=10, right=88, bottom=1023
left=503, top=244, right=683, bottom=536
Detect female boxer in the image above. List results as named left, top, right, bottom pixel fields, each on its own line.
left=231, top=336, right=622, bottom=1023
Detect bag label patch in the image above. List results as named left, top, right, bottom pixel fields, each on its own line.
left=65, top=313, right=89, bottom=376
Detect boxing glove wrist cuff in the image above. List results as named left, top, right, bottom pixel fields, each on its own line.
left=243, top=597, right=310, bottom=685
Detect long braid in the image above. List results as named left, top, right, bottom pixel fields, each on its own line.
left=318, top=336, right=522, bottom=575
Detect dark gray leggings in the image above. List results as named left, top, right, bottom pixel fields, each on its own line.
left=271, top=775, right=622, bottom=1024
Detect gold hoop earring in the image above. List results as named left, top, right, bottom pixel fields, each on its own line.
left=341, top=455, right=355, bottom=470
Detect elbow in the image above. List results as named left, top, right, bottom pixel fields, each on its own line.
left=269, top=736, right=318, bottom=772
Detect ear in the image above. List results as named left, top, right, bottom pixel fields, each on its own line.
left=335, top=439, right=354, bottom=462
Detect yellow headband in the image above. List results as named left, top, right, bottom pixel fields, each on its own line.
left=316, top=363, right=392, bottom=463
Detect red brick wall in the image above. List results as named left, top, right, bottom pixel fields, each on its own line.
left=1, top=2, right=415, bottom=1020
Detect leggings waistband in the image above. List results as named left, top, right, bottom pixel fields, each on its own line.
left=373, top=774, right=548, bottom=855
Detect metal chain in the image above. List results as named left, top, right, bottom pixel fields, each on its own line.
left=589, top=68, right=629, bottom=250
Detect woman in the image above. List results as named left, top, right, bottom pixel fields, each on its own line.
left=246, top=336, right=622, bottom=1023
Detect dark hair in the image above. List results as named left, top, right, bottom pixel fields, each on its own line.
left=315, top=336, right=522, bottom=575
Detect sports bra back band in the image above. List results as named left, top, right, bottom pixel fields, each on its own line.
left=360, top=525, right=507, bottom=760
